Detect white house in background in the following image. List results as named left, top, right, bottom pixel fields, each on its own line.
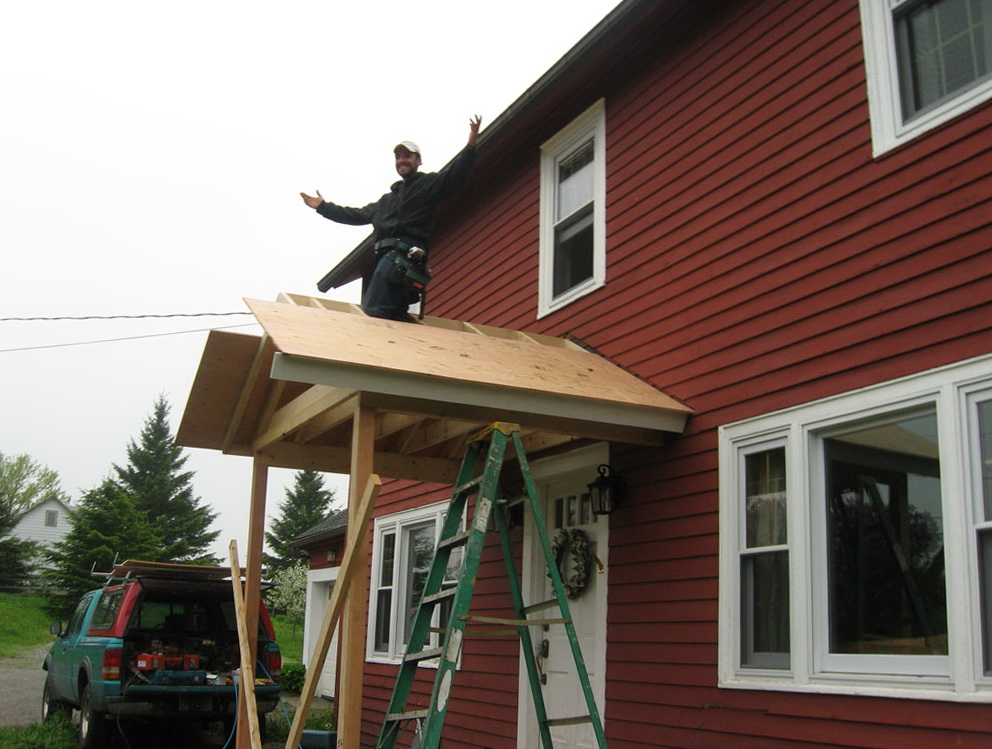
left=9, top=494, right=74, bottom=569
left=293, top=509, right=348, bottom=702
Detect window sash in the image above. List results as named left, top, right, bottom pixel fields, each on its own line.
left=971, top=393, right=992, bottom=676
left=820, top=410, right=948, bottom=660
left=369, top=502, right=464, bottom=662
left=894, top=0, right=992, bottom=120
left=538, top=99, right=606, bottom=317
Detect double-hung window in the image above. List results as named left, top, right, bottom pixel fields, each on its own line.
left=368, top=501, right=462, bottom=663
left=860, top=0, right=992, bottom=155
left=538, top=99, right=606, bottom=317
left=719, top=354, right=992, bottom=700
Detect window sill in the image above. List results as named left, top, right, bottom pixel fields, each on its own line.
left=720, top=672, right=992, bottom=703
left=537, top=277, right=604, bottom=319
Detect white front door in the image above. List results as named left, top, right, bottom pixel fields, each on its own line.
left=519, top=448, right=608, bottom=748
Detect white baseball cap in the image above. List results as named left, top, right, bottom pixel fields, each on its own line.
left=394, top=141, right=421, bottom=156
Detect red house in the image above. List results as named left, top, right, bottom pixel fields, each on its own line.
left=314, top=0, right=992, bottom=746
left=179, top=0, right=992, bottom=746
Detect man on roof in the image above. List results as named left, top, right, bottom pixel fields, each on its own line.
left=301, top=115, right=482, bottom=322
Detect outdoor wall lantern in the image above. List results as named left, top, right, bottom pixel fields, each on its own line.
left=588, top=464, right=626, bottom=516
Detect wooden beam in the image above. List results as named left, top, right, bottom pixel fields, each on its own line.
left=236, top=457, right=268, bottom=749
left=253, top=385, right=355, bottom=450
left=292, top=392, right=359, bottom=445
left=391, top=417, right=481, bottom=454
left=229, top=541, right=262, bottom=749
left=283, top=474, right=381, bottom=749
left=338, top=407, right=376, bottom=748
left=257, top=441, right=461, bottom=484
left=222, top=335, right=275, bottom=452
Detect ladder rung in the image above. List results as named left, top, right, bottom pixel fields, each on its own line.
left=460, top=614, right=569, bottom=627
left=523, top=599, right=560, bottom=615
left=403, top=647, right=443, bottom=664
left=544, top=715, right=593, bottom=727
left=437, top=530, right=470, bottom=550
left=453, top=476, right=483, bottom=496
left=386, top=709, right=429, bottom=723
left=501, top=494, right=526, bottom=508
left=422, top=588, right=457, bottom=606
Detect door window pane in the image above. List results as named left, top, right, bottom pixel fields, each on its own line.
left=824, top=410, right=947, bottom=656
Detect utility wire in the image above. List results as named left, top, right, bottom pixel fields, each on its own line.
left=0, top=311, right=253, bottom=322
left=0, top=323, right=257, bottom=354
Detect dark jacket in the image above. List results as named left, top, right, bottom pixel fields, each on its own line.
left=315, top=145, right=477, bottom=249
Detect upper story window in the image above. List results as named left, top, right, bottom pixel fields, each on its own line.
left=860, top=0, right=992, bottom=156
left=45, top=509, right=58, bottom=527
left=538, top=99, right=606, bottom=318
left=719, top=354, right=992, bottom=701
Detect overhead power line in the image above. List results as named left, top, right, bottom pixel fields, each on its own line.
left=0, top=323, right=257, bottom=354
left=0, top=311, right=253, bottom=322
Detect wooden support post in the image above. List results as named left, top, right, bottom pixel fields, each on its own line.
left=338, top=406, right=376, bottom=749
left=237, top=457, right=268, bottom=749
left=284, top=474, right=381, bottom=749
left=229, top=540, right=263, bottom=749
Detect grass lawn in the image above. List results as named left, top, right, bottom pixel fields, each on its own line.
left=0, top=593, right=56, bottom=659
left=269, top=612, right=304, bottom=662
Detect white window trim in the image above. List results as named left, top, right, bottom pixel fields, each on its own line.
left=537, top=98, right=607, bottom=318
left=719, top=352, right=992, bottom=702
left=860, top=0, right=992, bottom=158
left=366, top=499, right=454, bottom=666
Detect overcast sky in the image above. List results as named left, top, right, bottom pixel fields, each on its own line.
left=0, top=0, right=622, bottom=562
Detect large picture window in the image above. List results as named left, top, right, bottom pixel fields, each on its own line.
left=860, top=0, right=992, bottom=155
left=719, top=354, right=992, bottom=700
left=538, top=99, right=606, bottom=317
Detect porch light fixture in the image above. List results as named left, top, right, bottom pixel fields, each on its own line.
left=588, top=464, right=626, bottom=516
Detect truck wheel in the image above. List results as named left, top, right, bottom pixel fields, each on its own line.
left=41, top=675, right=70, bottom=722
left=78, top=683, right=108, bottom=749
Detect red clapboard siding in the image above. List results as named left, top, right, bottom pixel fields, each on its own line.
left=355, top=0, right=992, bottom=745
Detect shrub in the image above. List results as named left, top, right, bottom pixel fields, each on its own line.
left=280, top=661, right=306, bottom=693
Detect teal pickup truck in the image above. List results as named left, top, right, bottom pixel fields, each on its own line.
left=42, top=560, right=282, bottom=749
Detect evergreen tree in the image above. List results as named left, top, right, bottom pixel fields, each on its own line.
left=114, top=395, right=220, bottom=564
left=264, top=470, right=336, bottom=573
left=43, top=480, right=157, bottom=617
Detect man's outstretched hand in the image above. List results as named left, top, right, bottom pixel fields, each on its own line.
left=300, top=190, right=323, bottom=209
left=468, top=115, right=482, bottom=147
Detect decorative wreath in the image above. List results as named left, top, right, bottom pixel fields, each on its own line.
left=549, top=528, right=592, bottom=599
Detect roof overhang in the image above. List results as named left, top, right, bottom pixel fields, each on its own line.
left=177, top=294, right=691, bottom=483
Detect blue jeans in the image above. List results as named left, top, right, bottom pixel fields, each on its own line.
left=362, top=251, right=415, bottom=322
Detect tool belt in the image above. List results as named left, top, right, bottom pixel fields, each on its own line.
left=375, top=238, right=431, bottom=317
left=374, top=237, right=421, bottom=256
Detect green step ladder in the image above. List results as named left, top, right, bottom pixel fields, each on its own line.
left=375, top=422, right=607, bottom=749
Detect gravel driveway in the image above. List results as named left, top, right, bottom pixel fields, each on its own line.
left=0, top=645, right=48, bottom=727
